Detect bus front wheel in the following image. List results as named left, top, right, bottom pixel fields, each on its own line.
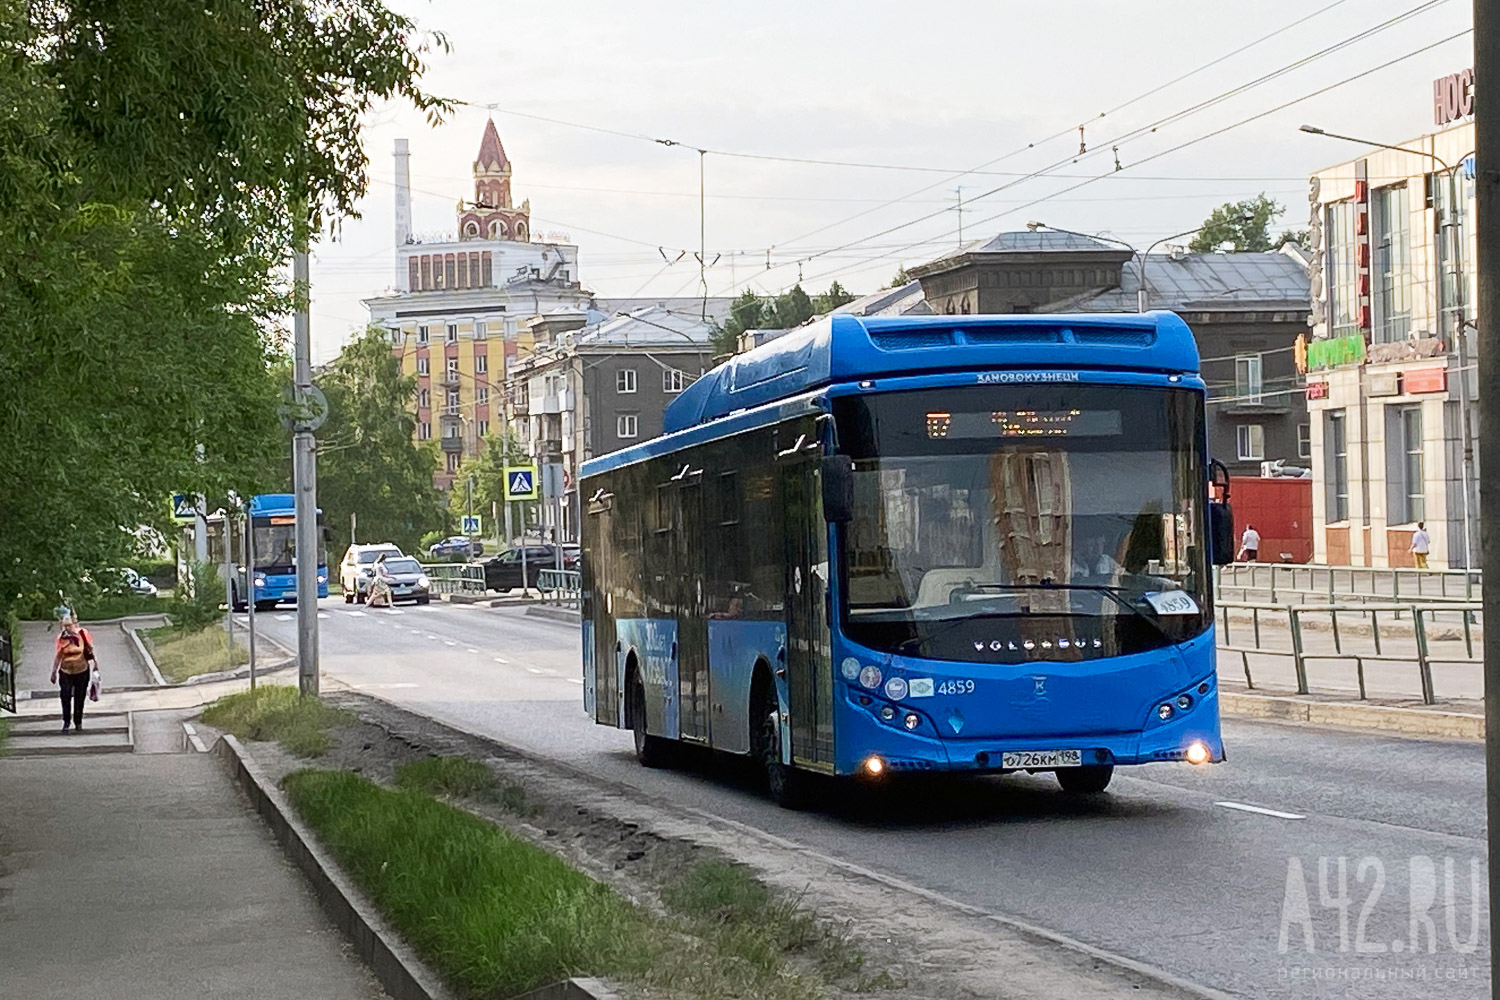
left=755, top=684, right=807, bottom=810
left=628, top=674, right=670, bottom=769
left=1056, top=764, right=1113, bottom=795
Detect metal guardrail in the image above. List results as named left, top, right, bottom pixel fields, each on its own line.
left=537, top=569, right=581, bottom=609
left=1215, top=563, right=1479, bottom=604
left=420, top=563, right=486, bottom=595
left=1216, top=599, right=1481, bottom=705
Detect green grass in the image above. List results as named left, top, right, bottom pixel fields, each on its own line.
left=144, top=623, right=248, bottom=682
left=283, top=769, right=879, bottom=1000
left=72, top=592, right=167, bottom=621
left=395, top=756, right=537, bottom=816
left=201, top=685, right=351, bottom=756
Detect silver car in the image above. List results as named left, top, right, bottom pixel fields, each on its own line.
left=367, top=556, right=432, bottom=606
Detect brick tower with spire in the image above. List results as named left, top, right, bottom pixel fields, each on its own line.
left=458, top=119, right=531, bottom=242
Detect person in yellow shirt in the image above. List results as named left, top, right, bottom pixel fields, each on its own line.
left=49, top=609, right=99, bottom=733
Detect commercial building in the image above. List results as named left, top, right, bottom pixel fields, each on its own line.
left=907, top=231, right=1311, bottom=477
left=1301, top=110, right=1476, bottom=568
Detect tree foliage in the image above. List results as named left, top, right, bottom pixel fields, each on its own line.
left=447, top=432, right=538, bottom=542
left=1188, top=194, right=1289, bottom=253
left=0, top=2, right=445, bottom=616
left=711, top=282, right=859, bottom=355
left=318, top=328, right=445, bottom=557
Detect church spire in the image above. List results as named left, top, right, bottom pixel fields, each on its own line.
left=474, top=118, right=510, bottom=174
left=458, top=118, right=530, bottom=243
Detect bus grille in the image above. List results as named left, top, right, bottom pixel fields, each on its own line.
left=1074, top=329, right=1156, bottom=347
left=870, top=330, right=956, bottom=351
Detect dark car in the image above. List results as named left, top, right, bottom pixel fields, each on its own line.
left=429, top=535, right=483, bottom=560
left=483, top=544, right=579, bottom=592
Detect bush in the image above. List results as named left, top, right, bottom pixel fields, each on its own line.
left=170, top=560, right=225, bottom=632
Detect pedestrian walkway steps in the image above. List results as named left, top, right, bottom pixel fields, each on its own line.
left=5, top=712, right=133, bottom=757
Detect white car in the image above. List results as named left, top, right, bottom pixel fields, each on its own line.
left=339, top=543, right=405, bottom=603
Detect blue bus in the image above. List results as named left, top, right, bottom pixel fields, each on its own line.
left=202, top=493, right=329, bottom=611
left=579, top=312, right=1231, bottom=806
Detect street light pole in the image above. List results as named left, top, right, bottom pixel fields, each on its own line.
left=291, top=220, right=319, bottom=698
left=1300, top=124, right=1477, bottom=571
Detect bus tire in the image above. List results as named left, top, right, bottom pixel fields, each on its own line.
left=755, top=682, right=807, bottom=810
left=253, top=601, right=276, bottom=613
left=1056, top=764, right=1113, bottom=795
left=628, top=672, right=670, bottom=769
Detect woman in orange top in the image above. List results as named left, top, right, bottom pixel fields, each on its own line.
left=50, top=610, right=99, bottom=733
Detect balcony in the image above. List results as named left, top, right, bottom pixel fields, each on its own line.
left=440, top=435, right=465, bottom=453
left=440, top=370, right=462, bottom=388
left=439, top=409, right=463, bottom=423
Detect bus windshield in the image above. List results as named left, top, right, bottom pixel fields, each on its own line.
left=832, top=384, right=1208, bottom=662
left=252, top=516, right=328, bottom=575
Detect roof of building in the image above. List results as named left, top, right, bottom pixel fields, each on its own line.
left=577, top=304, right=715, bottom=348
left=475, top=118, right=510, bottom=173
left=833, top=279, right=934, bottom=317
left=1043, top=248, right=1310, bottom=313
left=591, top=296, right=736, bottom=326
left=660, top=311, right=1199, bottom=435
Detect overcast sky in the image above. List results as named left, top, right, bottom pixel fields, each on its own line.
left=307, top=0, right=1474, bottom=361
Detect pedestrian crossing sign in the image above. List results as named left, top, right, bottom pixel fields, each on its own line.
left=170, top=493, right=197, bottom=523
left=503, top=465, right=539, bottom=501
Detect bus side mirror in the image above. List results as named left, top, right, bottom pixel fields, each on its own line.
left=1210, top=503, right=1235, bottom=566
left=821, top=455, right=854, bottom=523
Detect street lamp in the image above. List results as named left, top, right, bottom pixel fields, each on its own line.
left=1026, top=221, right=1216, bottom=312
left=1301, top=123, right=1477, bottom=572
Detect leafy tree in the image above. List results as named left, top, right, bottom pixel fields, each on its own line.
left=712, top=282, right=856, bottom=355
left=1188, top=194, right=1285, bottom=253
left=812, top=281, right=857, bottom=313
left=318, top=328, right=445, bottom=556
left=0, top=2, right=446, bottom=618
left=447, top=432, right=538, bottom=543
left=889, top=266, right=913, bottom=288
left=1275, top=228, right=1311, bottom=251
left=772, top=284, right=815, bottom=328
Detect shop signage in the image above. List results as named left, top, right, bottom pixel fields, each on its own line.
left=1305, top=381, right=1330, bottom=400
left=1366, top=337, right=1445, bottom=364
left=1368, top=372, right=1402, bottom=397
left=1404, top=366, right=1448, bottom=394
left=1434, top=68, right=1475, bottom=126
left=1299, top=334, right=1366, bottom=373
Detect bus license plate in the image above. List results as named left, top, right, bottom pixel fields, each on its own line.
left=1002, top=749, right=1082, bottom=769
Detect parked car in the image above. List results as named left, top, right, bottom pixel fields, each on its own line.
left=482, top=544, right=579, bottom=592
left=428, top=535, right=483, bottom=560
left=339, top=542, right=405, bottom=603
left=365, top=555, right=431, bottom=606
left=99, top=567, right=157, bottom=597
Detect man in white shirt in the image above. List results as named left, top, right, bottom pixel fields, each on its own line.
left=1237, top=524, right=1260, bottom=562
left=1409, top=521, right=1430, bottom=570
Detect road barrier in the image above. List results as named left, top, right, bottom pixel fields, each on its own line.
left=420, top=563, right=486, bottom=596
left=1216, top=599, right=1480, bottom=704
left=537, top=569, right=580, bottom=609
left=1215, top=563, right=1478, bottom=605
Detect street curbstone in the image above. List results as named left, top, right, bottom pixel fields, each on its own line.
left=122, top=620, right=168, bottom=686
left=508, top=979, right=622, bottom=1000
left=1221, top=690, right=1482, bottom=740
left=524, top=605, right=580, bottom=624
left=214, top=734, right=458, bottom=1000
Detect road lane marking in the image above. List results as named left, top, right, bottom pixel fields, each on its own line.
left=1215, top=801, right=1306, bottom=820
left=567, top=678, right=583, bottom=685
left=525, top=667, right=544, bottom=674
left=276, top=614, right=292, bottom=621
left=444, top=640, right=457, bottom=646
left=318, top=612, right=330, bottom=619
left=351, top=682, right=419, bottom=690
left=467, top=648, right=478, bottom=654
left=348, top=610, right=367, bottom=617
left=493, top=656, right=508, bottom=664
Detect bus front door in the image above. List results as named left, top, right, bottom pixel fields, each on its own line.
left=780, top=452, right=834, bottom=769
left=676, top=480, right=710, bottom=741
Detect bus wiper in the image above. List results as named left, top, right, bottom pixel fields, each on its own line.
left=954, top=582, right=1174, bottom=643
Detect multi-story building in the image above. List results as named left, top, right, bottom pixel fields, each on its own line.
left=1301, top=109, right=1476, bottom=568
left=908, top=230, right=1311, bottom=477
left=365, top=121, right=594, bottom=488
left=503, top=305, right=716, bottom=540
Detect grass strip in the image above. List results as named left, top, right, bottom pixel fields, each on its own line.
left=202, top=685, right=351, bottom=756
left=144, top=623, right=248, bottom=682
left=395, top=756, right=537, bottom=816
left=283, top=769, right=636, bottom=998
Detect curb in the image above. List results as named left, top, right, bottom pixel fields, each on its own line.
left=439, top=593, right=488, bottom=605
left=213, top=734, right=458, bottom=1000
left=1220, top=690, right=1482, bottom=740
left=123, top=621, right=168, bottom=686
left=511, top=980, right=622, bottom=1000
left=525, top=605, right=580, bottom=624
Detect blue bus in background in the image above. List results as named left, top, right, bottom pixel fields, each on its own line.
left=579, top=312, right=1231, bottom=807
left=201, top=493, right=328, bottom=611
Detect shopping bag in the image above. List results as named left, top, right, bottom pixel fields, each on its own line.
left=88, top=667, right=100, bottom=702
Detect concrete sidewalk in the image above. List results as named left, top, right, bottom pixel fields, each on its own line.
left=17, top=618, right=154, bottom=693
left=0, top=749, right=386, bottom=1000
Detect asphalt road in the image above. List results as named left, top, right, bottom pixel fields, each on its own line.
left=245, top=599, right=1490, bottom=1000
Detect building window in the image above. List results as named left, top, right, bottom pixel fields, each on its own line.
left=663, top=368, right=687, bottom=394
left=418, top=325, right=430, bottom=344
left=446, top=390, right=459, bottom=414
left=445, top=256, right=457, bottom=289
left=1386, top=404, right=1425, bottom=524
left=447, top=452, right=461, bottom=474
left=476, top=354, right=488, bottom=374
left=477, top=419, right=488, bottom=438
left=1372, top=184, right=1412, bottom=343
left=1325, top=411, right=1349, bottom=522
left=616, top=369, right=637, bottom=394
left=617, top=414, right=639, bottom=439
left=418, top=388, right=429, bottom=408
left=389, top=327, right=402, bottom=345
left=1298, top=423, right=1310, bottom=459
left=416, top=357, right=429, bottom=376
left=446, top=323, right=458, bottom=343
left=1326, top=201, right=1359, bottom=340
left=1236, top=424, right=1264, bottom=462
left=1435, top=173, right=1473, bottom=342
left=447, top=358, right=459, bottom=378
left=444, top=421, right=461, bottom=438
left=419, top=422, right=431, bottom=440
left=482, top=252, right=494, bottom=286
left=475, top=321, right=488, bottom=341
left=1234, top=354, right=1263, bottom=404
left=477, top=386, right=489, bottom=405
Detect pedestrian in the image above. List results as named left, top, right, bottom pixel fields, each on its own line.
left=1410, top=521, right=1431, bottom=570
left=49, top=609, right=99, bottom=733
left=1237, top=524, right=1261, bottom=563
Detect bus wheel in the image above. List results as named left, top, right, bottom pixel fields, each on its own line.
left=628, top=674, right=669, bottom=769
left=756, top=685, right=806, bottom=810
left=1056, top=765, right=1113, bottom=795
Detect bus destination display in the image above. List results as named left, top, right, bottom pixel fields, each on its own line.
left=925, top=409, right=1123, bottom=440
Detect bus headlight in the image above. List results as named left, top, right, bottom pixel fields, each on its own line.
left=1157, top=703, right=1174, bottom=721
left=879, top=706, right=895, bottom=721
left=1176, top=694, right=1193, bottom=711
left=883, top=676, right=908, bottom=701
left=862, top=755, right=885, bottom=776
left=317, top=575, right=327, bottom=584
left=858, top=665, right=883, bottom=690
left=253, top=577, right=266, bottom=588
left=903, top=713, right=921, bottom=731
left=1186, top=741, right=1210, bottom=765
